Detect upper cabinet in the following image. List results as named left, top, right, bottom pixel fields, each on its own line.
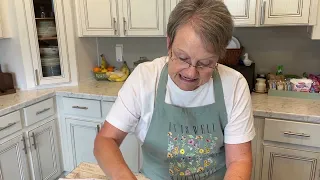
left=260, top=0, right=317, bottom=25
left=75, top=0, right=119, bottom=37
left=223, top=0, right=257, bottom=26
left=0, top=0, right=11, bottom=38
left=75, top=0, right=165, bottom=37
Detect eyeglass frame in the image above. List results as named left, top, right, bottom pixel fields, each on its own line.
left=169, top=50, right=218, bottom=71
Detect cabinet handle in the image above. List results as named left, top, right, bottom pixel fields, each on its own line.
left=97, top=125, right=100, bottom=134
left=21, top=137, right=27, bottom=154
left=283, top=131, right=310, bottom=138
left=35, top=69, right=40, bottom=86
left=260, top=1, right=266, bottom=25
left=31, top=132, right=37, bottom=150
left=0, top=122, right=17, bottom=131
left=36, top=108, right=51, bottom=115
left=113, top=17, right=117, bottom=35
left=72, top=106, right=88, bottom=110
left=123, top=17, right=127, bottom=35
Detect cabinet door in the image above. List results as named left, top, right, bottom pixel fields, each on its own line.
left=223, top=0, right=257, bottom=26
left=261, top=145, right=320, bottom=180
left=28, top=120, right=62, bottom=180
left=66, top=118, right=102, bottom=169
left=23, top=0, right=71, bottom=86
left=165, top=0, right=181, bottom=26
left=75, top=0, right=119, bottom=37
left=120, top=134, right=140, bottom=173
left=261, top=0, right=311, bottom=25
left=120, top=0, right=164, bottom=36
left=0, top=135, right=30, bottom=180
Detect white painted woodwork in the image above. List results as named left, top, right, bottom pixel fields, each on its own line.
left=261, top=145, right=320, bottom=180
left=224, top=0, right=257, bottom=25
left=75, top=0, right=119, bottom=36
left=65, top=118, right=102, bottom=169
left=28, top=120, right=62, bottom=180
left=62, top=97, right=102, bottom=119
left=0, top=111, right=22, bottom=139
left=120, top=0, right=165, bottom=36
left=0, top=135, right=30, bottom=180
left=261, top=0, right=312, bottom=25
left=23, top=98, right=55, bottom=126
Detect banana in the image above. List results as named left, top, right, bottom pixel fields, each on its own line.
left=107, top=61, right=130, bottom=82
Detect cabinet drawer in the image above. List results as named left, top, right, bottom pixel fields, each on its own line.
left=0, top=111, right=22, bottom=139
left=264, top=118, right=320, bottom=148
left=23, top=98, right=55, bottom=126
left=63, top=97, right=101, bottom=118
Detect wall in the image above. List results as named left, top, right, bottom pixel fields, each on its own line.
left=95, top=26, right=320, bottom=78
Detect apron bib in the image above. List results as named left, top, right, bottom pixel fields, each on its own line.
left=141, top=63, right=228, bottom=180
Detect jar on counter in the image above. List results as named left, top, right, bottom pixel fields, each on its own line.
left=255, top=78, right=267, bottom=93
left=277, top=81, right=284, bottom=91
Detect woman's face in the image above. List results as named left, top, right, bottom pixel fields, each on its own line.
left=168, top=24, right=219, bottom=91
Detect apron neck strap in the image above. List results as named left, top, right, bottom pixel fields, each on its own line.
left=156, top=63, right=225, bottom=106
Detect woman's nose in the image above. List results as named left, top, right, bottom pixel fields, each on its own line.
left=184, top=66, right=198, bottom=78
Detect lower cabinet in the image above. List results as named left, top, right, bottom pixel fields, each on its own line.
left=27, top=120, right=62, bottom=180
left=65, top=118, right=140, bottom=173
left=65, top=118, right=102, bottom=168
left=0, top=135, right=30, bottom=180
left=261, top=145, right=320, bottom=180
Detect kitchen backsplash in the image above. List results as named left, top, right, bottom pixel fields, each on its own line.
left=78, top=26, right=320, bottom=82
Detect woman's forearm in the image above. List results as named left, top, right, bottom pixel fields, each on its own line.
left=94, top=135, right=137, bottom=180
left=224, top=161, right=252, bottom=180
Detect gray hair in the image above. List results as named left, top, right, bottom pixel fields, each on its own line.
left=167, top=0, right=234, bottom=58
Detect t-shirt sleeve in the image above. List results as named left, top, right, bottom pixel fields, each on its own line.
left=224, top=75, right=256, bottom=144
left=106, top=66, right=142, bottom=133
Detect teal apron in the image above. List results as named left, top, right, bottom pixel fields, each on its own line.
left=141, top=63, right=228, bottom=180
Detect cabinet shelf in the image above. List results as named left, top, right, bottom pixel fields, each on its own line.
left=35, top=18, right=55, bottom=20
left=38, top=37, right=57, bottom=40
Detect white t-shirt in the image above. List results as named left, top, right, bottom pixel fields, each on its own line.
left=106, top=56, right=255, bottom=144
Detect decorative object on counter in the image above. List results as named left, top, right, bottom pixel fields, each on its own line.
left=106, top=61, right=130, bottom=82
left=0, top=65, right=16, bottom=96
left=133, top=56, right=150, bottom=69
left=92, top=54, right=115, bottom=81
left=255, top=78, right=267, bottom=93
left=219, top=36, right=243, bottom=66
left=243, top=53, right=253, bottom=66
left=276, top=65, right=284, bottom=75
left=290, top=78, right=313, bottom=92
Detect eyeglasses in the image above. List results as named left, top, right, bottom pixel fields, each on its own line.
left=170, top=51, right=218, bottom=71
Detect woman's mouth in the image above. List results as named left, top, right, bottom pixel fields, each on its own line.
left=179, top=74, right=198, bottom=83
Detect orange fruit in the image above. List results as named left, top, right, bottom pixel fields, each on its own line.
left=93, top=67, right=101, bottom=73
left=107, top=66, right=114, bottom=72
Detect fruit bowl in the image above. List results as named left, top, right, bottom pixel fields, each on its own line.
left=93, top=71, right=109, bottom=81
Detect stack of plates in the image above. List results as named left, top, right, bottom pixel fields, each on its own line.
left=41, top=57, right=61, bottom=77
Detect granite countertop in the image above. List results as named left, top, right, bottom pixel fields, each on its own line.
left=1, top=80, right=320, bottom=123
left=64, top=162, right=149, bottom=180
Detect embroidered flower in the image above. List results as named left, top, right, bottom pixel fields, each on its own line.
left=180, top=172, right=185, bottom=176
left=206, top=139, right=211, bottom=142
left=185, top=169, right=191, bottom=176
left=169, top=169, right=174, bottom=175
left=181, top=136, right=186, bottom=140
left=168, top=132, right=172, bottom=136
left=196, top=135, right=203, bottom=140
left=205, top=148, right=211, bottom=154
left=199, top=149, right=204, bottom=154
left=167, top=144, right=174, bottom=152
left=188, top=139, right=195, bottom=145
left=197, top=167, right=204, bottom=173
left=204, top=160, right=210, bottom=167
left=167, top=152, right=173, bottom=158
left=173, top=137, right=178, bottom=141
left=174, top=166, right=180, bottom=172
left=180, top=149, right=185, bottom=155
left=188, top=156, right=192, bottom=160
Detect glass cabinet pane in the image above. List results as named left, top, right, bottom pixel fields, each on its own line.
left=33, top=0, right=61, bottom=77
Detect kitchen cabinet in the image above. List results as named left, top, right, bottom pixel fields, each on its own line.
left=75, top=0, right=165, bottom=37
left=28, top=120, right=62, bottom=180
left=261, top=145, right=320, bottom=180
left=75, top=0, right=119, bottom=37
left=0, top=0, right=11, bottom=38
left=260, top=0, right=318, bottom=25
left=65, top=118, right=102, bottom=168
left=223, top=0, right=257, bottom=26
left=0, top=135, right=30, bottom=180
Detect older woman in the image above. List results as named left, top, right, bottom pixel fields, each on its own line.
left=94, top=0, right=255, bottom=179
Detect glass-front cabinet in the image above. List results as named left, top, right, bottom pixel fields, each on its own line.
left=27, top=0, right=71, bottom=86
